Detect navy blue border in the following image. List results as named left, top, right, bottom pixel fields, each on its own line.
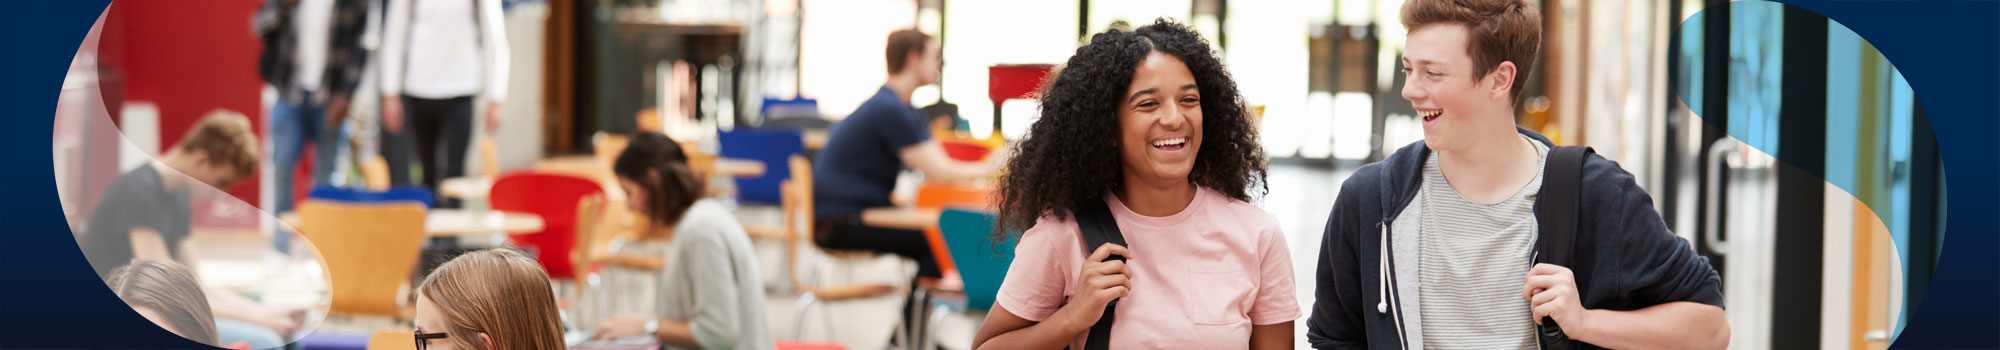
left=1769, top=1, right=1999, bottom=348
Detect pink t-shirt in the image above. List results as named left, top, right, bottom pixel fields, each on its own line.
left=994, top=186, right=1300, bottom=349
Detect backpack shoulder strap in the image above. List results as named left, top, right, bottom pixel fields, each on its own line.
left=1535, top=145, right=1593, bottom=267
left=1534, top=145, right=1593, bottom=350
left=1072, top=199, right=1125, bottom=350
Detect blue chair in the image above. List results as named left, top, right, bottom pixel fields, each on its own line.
left=914, top=209, right=1017, bottom=348
left=718, top=128, right=804, bottom=205
left=761, top=97, right=821, bottom=121
left=935, top=209, right=1015, bottom=310
left=306, top=185, right=434, bottom=208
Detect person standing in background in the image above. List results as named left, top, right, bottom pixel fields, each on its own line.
left=378, top=0, right=508, bottom=209
left=255, top=0, right=372, bottom=256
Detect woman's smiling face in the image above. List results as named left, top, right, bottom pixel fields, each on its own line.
left=1117, top=50, right=1204, bottom=185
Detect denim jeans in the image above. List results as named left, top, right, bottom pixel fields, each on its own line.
left=269, top=91, right=345, bottom=253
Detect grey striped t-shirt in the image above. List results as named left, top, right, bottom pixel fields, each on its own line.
left=1417, top=137, right=1548, bottom=350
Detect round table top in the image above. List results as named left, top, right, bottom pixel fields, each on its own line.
left=439, top=177, right=492, bottom=200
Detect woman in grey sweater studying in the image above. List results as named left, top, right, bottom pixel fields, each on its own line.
left=591, top=133, right=772, bottom=350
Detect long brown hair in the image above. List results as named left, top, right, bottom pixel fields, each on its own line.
left=612, top=133, right=705, bottom=228
left=107, top=259, right=219, bottom=346
left=418, top=249, right=567, bottom=350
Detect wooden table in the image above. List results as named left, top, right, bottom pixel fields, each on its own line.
left=534, top=156, right=628, bottom=201
left=714, top=157, right=767, bottom=178
left=804, top=129, right=829, bottom=150
left=280, top=209, right=545, bottom=236
left=439, top=177, right=493, bottom=200
left=860, top=207, right=944, bottom=231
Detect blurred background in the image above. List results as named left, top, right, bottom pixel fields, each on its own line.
left=52, top=0, right=1943, bottom=349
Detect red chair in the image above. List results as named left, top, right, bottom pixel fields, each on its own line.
left=489, top=172, right=605, bottom=283
left=939, top=141, right=992, bottom=161
left=988, top=64, right=1057, bottom=133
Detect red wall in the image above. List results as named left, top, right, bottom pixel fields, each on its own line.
left=100, top=0, right=266, bottom=211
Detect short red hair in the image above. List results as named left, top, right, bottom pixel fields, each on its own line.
left=1401, top=0, right=1541, bottom=103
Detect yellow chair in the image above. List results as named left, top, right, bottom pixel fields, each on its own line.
left=297, top=201, right=428, bottom=317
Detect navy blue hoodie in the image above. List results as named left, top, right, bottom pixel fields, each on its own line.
left=1305, top=127, right=1724, bottom=349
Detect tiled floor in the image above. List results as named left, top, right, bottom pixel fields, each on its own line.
left=186, top=162, right=1354, bottom=350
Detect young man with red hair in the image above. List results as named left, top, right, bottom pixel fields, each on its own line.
left=1306, top=0, right=1729, bottom=348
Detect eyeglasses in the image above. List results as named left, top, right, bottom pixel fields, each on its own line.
left=414, top=329, right=450, bottom=350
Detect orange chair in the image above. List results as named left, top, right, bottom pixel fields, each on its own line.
left=913, top=185, right=994, bottom=280
left=906, top=185, right=993, bottom=346
left=297, top=201, right=428, bottom=317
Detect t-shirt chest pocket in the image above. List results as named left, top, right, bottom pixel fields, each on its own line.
left=1183, top=266, right=1256, bottom=325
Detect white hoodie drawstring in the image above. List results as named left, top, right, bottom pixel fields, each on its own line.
left=1377, top=223, right=1389, bottom=314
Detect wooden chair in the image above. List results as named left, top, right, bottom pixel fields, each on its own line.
left=365, top=328, right=416, bottom=350
left=563, top=194, right=608, bottom=306
left=297, top=201, right=428, bottom=318
left=359, top=156, right=392, bottom=191
left=781, top=155, right=900, bottom=339
left=591, top=132, right=630, bottom=169
left=683, top=146, right=725, bottom=198
left=478, top=138, right=500, bottom=179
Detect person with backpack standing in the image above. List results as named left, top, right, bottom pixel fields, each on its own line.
left=972, top=19, right=1298, bottom=349
left=1304, top=0, right=1728, bottom=349
left=378, top=0, right=508, bottom=209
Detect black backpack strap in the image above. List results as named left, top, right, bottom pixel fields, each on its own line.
left=1072, top=199, right=1125, bottom=350
left=1536, top=146, right=1591, bottom=266
left=1535, top=145, right=1592, bottom=350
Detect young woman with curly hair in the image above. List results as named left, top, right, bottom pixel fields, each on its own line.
left=972, top=19, right=1299, bottom=349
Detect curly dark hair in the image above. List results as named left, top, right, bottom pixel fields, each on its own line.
left=994, top=18, right=1267, bottom=239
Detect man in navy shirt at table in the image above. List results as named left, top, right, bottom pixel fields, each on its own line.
left=813, top=28, right=1004, bottom=281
